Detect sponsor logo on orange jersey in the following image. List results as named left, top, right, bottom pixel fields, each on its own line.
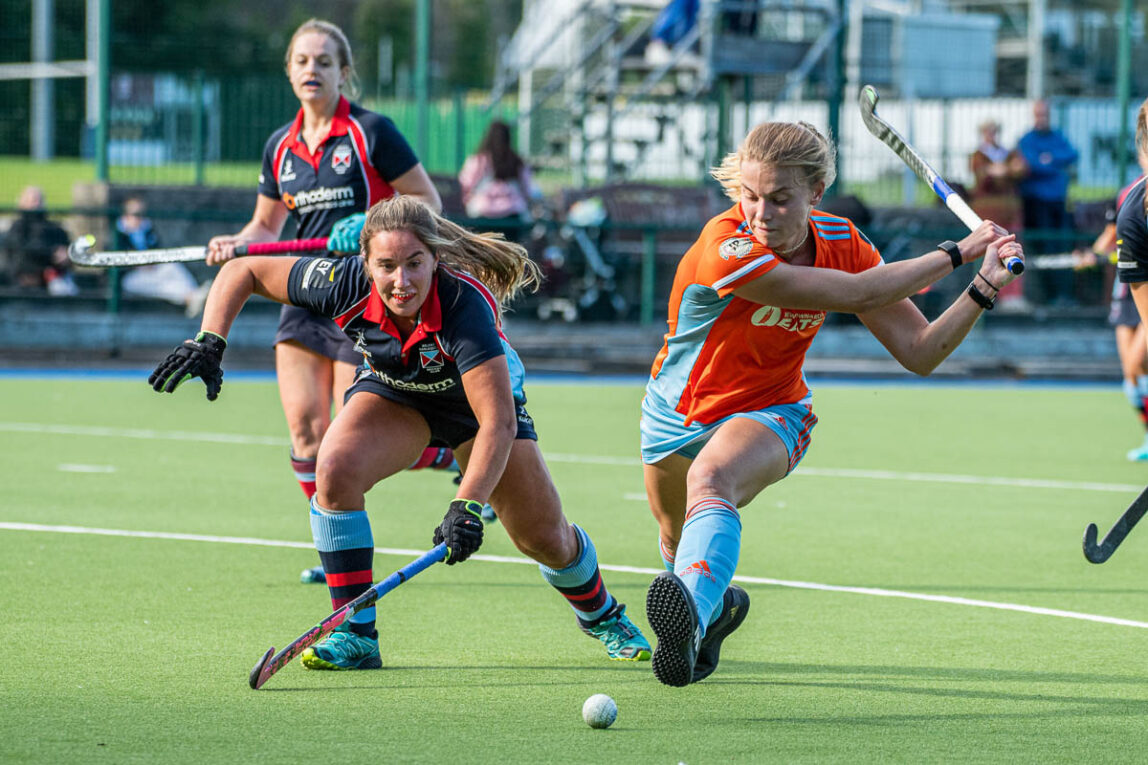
left=750, top=305, right=826, bottom=332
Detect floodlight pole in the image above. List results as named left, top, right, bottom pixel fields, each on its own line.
left=415, top=0, right=431, bottom=160
left=94, top=0, right=110, bottom=182
left=1115, top=0, right=1133, bottom=186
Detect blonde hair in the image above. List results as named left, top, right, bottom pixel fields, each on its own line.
left=711, top=121, right=837, bottom=202
left=361, top=196, right=541, bottom=305
left=285, top=18, right=361, bottom=100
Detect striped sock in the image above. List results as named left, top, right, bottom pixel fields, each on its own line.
left=290, top=453, right=317, bottom=500
left=538, top=525, right=616, bottom=625
left=674, top=497, right=741, bottom=635
left=409, top=446, right=457, bottom=471
left=309, top=498, right=376, bottom=638
left=659, top=536, right=676, bottom=572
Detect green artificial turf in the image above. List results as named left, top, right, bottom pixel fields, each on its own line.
left=3, top=377, right=1148, bottom=763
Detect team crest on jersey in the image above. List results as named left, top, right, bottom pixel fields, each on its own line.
left=331, top=144, right=354, bottom=175
left=419, top=343, right=443, bottom=372
left=718, top=237, right=754, bottom=260
left=281, top=156, right=297, bottom=182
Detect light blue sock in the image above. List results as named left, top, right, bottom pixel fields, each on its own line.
left=538, top=525, right=616, bottom=624
left=673, top=497, right=741, bottom=636
left=659, top=536, right=675, bottom=572
left=310, top=499, right=376, bottom=630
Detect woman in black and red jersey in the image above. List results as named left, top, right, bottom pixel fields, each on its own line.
left=206, top=20, right=452, bottom=579
left=151, top=196, right=651, bottom=671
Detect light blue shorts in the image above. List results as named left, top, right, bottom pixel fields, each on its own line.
left=640, top=394, right=817, bottom=472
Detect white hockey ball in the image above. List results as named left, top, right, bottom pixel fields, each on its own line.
left=582, top=693, right=617, bottom=729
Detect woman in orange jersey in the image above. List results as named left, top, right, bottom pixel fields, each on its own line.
left=641, top=121, right=1024, bottom=687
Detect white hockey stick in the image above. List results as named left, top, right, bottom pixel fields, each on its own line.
left=67, top=236, right=330, bottom=268
left=858, top=85, right=1024, bottom=275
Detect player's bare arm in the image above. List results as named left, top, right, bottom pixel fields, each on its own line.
left=389, top=163, right=444, bottom=214
left=455, top=356, right=518, bottom=504
left=199, top=255, right=299, bottom=338
left=206, top=194, right=290, bottom=265
left=858, top=235, right=1024, bottom=374
left=735, top=222, right=1012, bottom=313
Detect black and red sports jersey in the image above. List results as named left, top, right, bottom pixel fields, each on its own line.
left=1117, top=177, right=1148, bottom=284
left=258, top=97, right=419, bottom=239
left=285, top=255, right=527, bottom=415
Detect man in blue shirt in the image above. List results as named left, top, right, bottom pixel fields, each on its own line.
left=1017, top=99, right=1080, bottom=306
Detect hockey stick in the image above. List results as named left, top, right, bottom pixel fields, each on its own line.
left=1029, top=251, right=1117, bottom=270
left=1082, top=486, right=1148, bottom=564
left=858, top=85, right=1024, bottom=275
left=248, top=543, right=448, bottom=690
left=67, top=236, right=330, bottom=268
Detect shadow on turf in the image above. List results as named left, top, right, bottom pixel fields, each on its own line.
left=861, top=584, right=1148, bottom=596
left=256, top=665, right=654, bottom=692
left=703, top=660, right=1148, bottom=689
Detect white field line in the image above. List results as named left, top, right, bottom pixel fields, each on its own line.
left=2, top=422, right=1141, bottom=494
left=2, top=521, right=1147, bottom=631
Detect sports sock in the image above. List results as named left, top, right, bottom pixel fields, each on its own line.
left=409, top=446, right=458, bottom=471
left=290, top=452, right=317, bottom=500
left=539, top=525, right=617, bottom=625
left=309, top=498, right=376, bottom=638
left=674, top=497, right=741, bottom=634
left=659, top=536, right=676, bottom=572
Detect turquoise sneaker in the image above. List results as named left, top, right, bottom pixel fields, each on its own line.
left=299, top=565, right=326, bottom=584
left=692, top=584, right=750, bottom=683
left=580, top=603, right=651, bottom=661
left=1128, top=436, right=1148, bottom=462
left=300, top=625, right=381, bottom=670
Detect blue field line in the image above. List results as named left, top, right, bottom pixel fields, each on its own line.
left=0, top=367, right=1123, bottom=390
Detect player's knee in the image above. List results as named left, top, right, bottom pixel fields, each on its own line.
left=684, top=460, right=734, bottom=499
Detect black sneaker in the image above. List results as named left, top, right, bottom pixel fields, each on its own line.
left=646, top=572, right=701, bottom=687
left=692, top=585, right=749, bottom=683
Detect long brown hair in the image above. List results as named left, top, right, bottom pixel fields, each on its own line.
left=360, top=196, right=540, bottom=305
left=477, top=120, right=525, bottom=181
left=711, top=121, right=837, bottom=201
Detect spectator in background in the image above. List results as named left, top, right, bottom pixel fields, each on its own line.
left=1017, top=99, right=1079, bottom=307
left=644, top=0, right=698, bottom=65
left=2, top=186, right=77, bottom=295
left=458, top=120, right=541, bottom=243
left=116, top=197, right=210, bottom=317
left=971, top=119, right=1029, bottom=311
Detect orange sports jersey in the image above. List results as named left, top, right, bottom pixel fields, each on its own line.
left=646, top=203, right=883, bottom=425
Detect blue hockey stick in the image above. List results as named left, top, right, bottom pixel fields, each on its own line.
left=249, top=543, right=448, bottom=689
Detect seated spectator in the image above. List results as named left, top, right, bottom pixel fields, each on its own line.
left=2, top=186, right=77, bottom=295
left=458, top=120, right=542, bottom=243
left=115, top=197, right=209, bottom=317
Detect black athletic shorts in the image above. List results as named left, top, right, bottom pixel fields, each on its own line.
left=274, top=304, right=361, bottom=364
left=346, top=372, right=538, bottom=449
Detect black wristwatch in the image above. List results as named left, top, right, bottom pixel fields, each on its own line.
left=937, top=240, right=962, bottom=270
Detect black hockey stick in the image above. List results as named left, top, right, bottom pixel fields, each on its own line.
left=1082, top=485, right=1148, bottom=564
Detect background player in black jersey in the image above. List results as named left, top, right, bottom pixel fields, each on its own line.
left=204, top=20, right=452, bottom=582
left=151, top=196, right=651, bottom=671
left=1116, top=98, right=1148, bottom=456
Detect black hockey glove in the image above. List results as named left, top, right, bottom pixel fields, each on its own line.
left=433, top=499, right=485, bottom=564
left=148, top=331, right=227, bottom=401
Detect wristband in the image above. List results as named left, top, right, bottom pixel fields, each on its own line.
left=196, top=330, right=227, bottom=347
left=975, top=271, right=1001, bottom=292
left=452, top=499, right=485, bottom=518
left=937, top=240, right=962, bottom=270
left=966, top=283, right=995, bottom=310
